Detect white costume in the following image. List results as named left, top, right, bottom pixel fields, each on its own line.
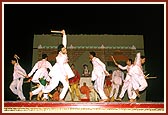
left=110, top=69, right=124, bottom=99
left=28, top=59, right=52, bottom=96
left=10, top=63, right=26, bottom=101
left=129, top=53, right=148, bottom=99
left=43, top=33, right=74, bottom=100
left=91, top=57, right=108, bottom=100
left=118, top=64, right=136, bottom=99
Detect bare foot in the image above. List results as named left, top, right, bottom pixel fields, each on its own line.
left=115, top=98, right=122, bottom=102
left=29, top=92, right=33, bottom=101
left=59, top=99, right=65, bottom=102
left=99, top=99, right=109, bottom=102
left=110, top=96, right=115, bottom=102
left=135, top=89, right=140, bottom=98
left=129, top=98, right=136, bottom=102
left=42, top=98, right=47, bottom=101
left=38, top=91, right=43, bottom=98
left=37, top=94, right=41, bottom=101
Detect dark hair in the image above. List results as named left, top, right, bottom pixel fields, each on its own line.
left=11, top=58, right=17, bottom=62
left=89, top=51, right=96, bottom=57
left=83, top=64, right=88, bottom=67
left=57, top=44, right=65, bottom=54
left=42, top=54, right=48, bottom=59
left=83, top=82, right=87, bottom=86
left=108, top=70, right=113, bottom=74
left=128, top=58, right=133, bottom=64
left=141, top=55, right=146, bottom=59
left=71, top=63, right=75, bottom=67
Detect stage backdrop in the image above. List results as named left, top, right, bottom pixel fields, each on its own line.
left=32, top=34, right=145, bottom=101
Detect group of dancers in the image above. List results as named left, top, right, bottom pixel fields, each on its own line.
left=107, top=54, right=147, bottom=102
left=9, top=29, right=148, bottom=102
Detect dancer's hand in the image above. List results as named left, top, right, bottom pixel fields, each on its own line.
left=65, top=75, right=68, bottom=82
left=104, top=71, right=109, bottom=76
left=111, top=56, right=118, bottom=66
left=26, top=78, right=31, bottom=83
left=25, top=75, right=29, bottom=78
left=14, top=54, right=20, bottom=59
left=61, top=29, right=66, bottom=35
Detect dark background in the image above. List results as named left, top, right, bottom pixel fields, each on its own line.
left=4, top=4, right=164, bottom=101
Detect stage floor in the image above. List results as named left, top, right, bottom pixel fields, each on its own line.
left=3, top=101, right=165, bottom=113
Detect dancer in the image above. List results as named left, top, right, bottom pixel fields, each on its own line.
left=28, top=54, right=52, bottom=100
left=42, top=29, right=74, bottom=101
left=89, top=51, right=109, bottom=102
left=9, top=54, right=27, bottom=101
left=129, top=52, right=148, bottom=100
left=111, top=56, right=136, bottom=102
left=109, top=67, right=124, bottom=101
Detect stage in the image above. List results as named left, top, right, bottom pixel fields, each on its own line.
left=3, top=101, right=165, bottom=113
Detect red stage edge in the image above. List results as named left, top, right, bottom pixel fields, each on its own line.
left=3, top=101, right=165, bottom=113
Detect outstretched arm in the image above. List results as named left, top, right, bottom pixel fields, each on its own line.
left=14, top=54, right=20, bottom=64
left=51, top=29, right=67, bottom=48
left=61, top=30, right=67, bottom=48
left=111, top=56, right=128, bottom=70
left=111, top=56, right=119, bottom=66
left=134, top=52, right=141, bottom=66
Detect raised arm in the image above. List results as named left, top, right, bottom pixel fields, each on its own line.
left=111, top=55, right=127, bottom=70
left=14, top=54, right=20, bottom=64
left=51, top=29, right=67, bottom=48
left=134, top=52, right=141, bottom=66
left=111, top=56, right=119, bottom=66
left=61, top=30, right=67, bottom=48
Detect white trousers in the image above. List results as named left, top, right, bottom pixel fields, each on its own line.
left=132, top=75, right=148, bottom=91
left=9, top=78, right=25, bottom=100
left=119, top=80, right=136, bottom=99
left=94, top=75, right=108, bottom=100
left=110, top=83, right=120, bottom=99
left=119, top=81, right=131, bottom=99
left=43, top=76, right=69, bottom=100
left=32, top=83, right=44, bottom=95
